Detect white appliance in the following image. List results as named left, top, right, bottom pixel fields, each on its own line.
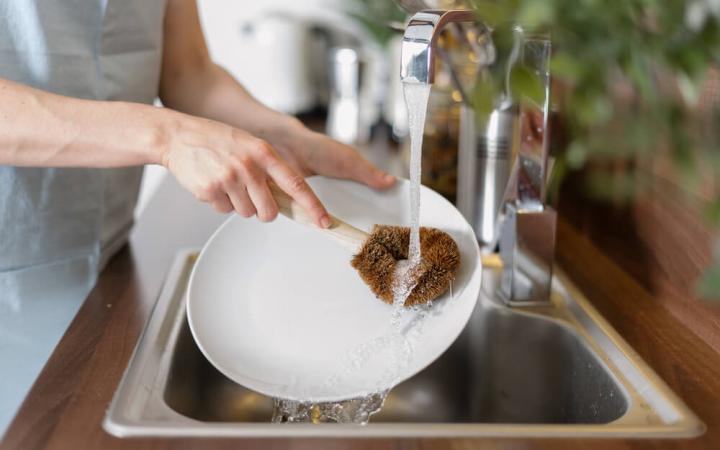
left=138, top=1, right=391, bottom=214
left=197, top=0, right=385, bottom=115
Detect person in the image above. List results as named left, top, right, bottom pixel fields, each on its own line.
left=0, top=0, right=394, bottom=434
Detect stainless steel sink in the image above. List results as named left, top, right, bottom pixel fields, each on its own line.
left=104, top=250, right=704, bottom=438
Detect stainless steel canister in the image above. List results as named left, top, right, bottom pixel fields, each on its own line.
left=457, top=103, right=518, bottom=250
left=326, top=47, right=369, bottom=145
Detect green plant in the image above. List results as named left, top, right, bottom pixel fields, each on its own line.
left=469, top=0, right=720, bottom=300
left=345, top=0, right=407, bottom=48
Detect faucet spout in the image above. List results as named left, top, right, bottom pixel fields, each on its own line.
left=400, top=10, right=476, bottom=84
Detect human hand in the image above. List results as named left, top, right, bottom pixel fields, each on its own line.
left=261, top=118, right=396, bottom=190
left=161, top=113, right=332, bottom=227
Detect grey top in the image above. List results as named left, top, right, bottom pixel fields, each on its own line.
left=0, top=0, right=167, bottom=302
left=0, top=0, right=167, bottom=435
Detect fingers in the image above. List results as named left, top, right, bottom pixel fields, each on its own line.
left=221, top=158, right=273, bottom=220
left=180, top=127, right=330, bottom=227
left=226, top=185, right=256, bottom=218
left=245, top=177, right=278, bottom=222
left=210, top=193, right=234, bottom=214
left=256, top=143, right=330, bottom=228
left=349, top=155, right=396, bottom=190
left=312, top=137, right=396, bottom=190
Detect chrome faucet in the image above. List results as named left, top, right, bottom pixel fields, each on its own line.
left=400, top=9, right=556, bottom=305
left=400, top=10, right=476, bottom=85
left=497, top=33, right=555, bottom=306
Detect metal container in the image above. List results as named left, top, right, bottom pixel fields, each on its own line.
left=457, top=104, right=518, bottom=249
left=326, top=47, right=369, bottom=144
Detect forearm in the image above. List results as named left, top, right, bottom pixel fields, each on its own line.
left=150, top=0, right=392, bottom=223
left=159, top=62, right=300, bottom=142
left=0, top=78, right=167, bottom=168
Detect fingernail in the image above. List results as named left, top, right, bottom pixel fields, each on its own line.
left=320, top=215, right=332, bottom=228
left=383, top=173, right=395, bottom=183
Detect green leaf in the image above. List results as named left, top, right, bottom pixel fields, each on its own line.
left=550, top=54, right=584, bottom=80
left=518, top=0, right=554, bottom=26
left=566, top=140, right=587, bottom=168
left=463, top=0, right=720, bottom=267
left=510, top=65, right=546, bottom=106
left=575, top=93, right=612, bottom=124
left=343, top=0, right=407, bottom=48
left=471, top=74, right=496, bottom=119
left=471, top=0, right=519, bottom=27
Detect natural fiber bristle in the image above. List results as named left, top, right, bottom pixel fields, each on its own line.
left=350, top=225, right=461, bottom=306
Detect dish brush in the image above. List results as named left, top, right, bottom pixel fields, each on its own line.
left=270, top=184, right=460, bottom=306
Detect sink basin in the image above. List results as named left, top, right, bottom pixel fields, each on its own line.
left=104, top=250, right=704, bottom=438
left=165, top=295, right=625, bottom=425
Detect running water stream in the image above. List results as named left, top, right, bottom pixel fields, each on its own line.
left=403, top=83, right=432, bottom=266
left=272, top=82, right=433, bottom=425
left=389, top=82, right=432, bottom=322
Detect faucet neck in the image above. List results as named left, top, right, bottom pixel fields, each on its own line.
left=400, top=10, right=477, bottom=84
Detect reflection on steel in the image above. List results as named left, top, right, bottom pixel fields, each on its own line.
left=457, top=105, right=516, bottom=249
left=326, top=47, right=366, bottom=144
left=499, top=203, right=556, bottom=304
left=498, top=32, right=556, bottom=305
left=400, top=10, right=476, bottom=84
left=104, top=251, right=704, bottom=438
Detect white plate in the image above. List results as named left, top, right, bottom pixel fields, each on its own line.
left=187, top=177, right=481, bottom=402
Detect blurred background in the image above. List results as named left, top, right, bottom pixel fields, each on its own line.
left=140, top=0, right=469, bottom=217
left=138, top=0, right=720, bottom=306
left=138, top=0, right=404, bottom=213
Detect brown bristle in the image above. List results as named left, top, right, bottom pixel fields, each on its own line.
left=350, top=225, right=461, bottom=306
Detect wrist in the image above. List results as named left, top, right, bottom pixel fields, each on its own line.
left=150, top=107, right=184, bottom=167
left=260, top=114, right=306, bottom=146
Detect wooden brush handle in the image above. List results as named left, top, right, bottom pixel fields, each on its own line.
left=269, top=183, right=368, bottom=253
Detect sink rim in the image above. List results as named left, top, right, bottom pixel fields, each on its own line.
left=103, top=250, right=705, bottom=438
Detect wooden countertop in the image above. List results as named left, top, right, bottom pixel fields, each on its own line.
left=2, top=175, right=719, bottom=450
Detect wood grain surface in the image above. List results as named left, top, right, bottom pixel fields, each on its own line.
left=559, top=170, right=720, bottom=353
